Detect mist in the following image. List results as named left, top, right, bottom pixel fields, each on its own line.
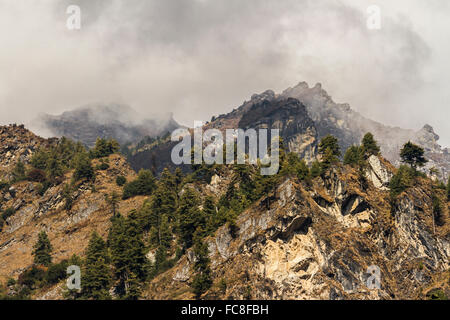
left=0, top=0, right=448, bottom=146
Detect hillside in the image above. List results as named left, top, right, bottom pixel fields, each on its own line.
left=128, top=82, right=450, bottom=181
left=0, top=125, right=448, bottom=300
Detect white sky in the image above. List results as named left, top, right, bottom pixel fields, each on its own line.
left=0, top=0, right=448, bottom=146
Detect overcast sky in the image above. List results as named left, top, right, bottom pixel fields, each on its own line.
left=0, top=0, right=449, bottom=146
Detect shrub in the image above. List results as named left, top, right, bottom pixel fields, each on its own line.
left=344, top=145, right=364, bottom=166
left=18, top=266, right=46, bottom=289
left=116, top=175, right=126, bottom=186
left=389, top=165, right=415, bottom=197
left=90, top=138, right=120, bottom=159
left=27, top=169, right=47, bottom=183
left=122, top=170, right=155, bottom=199
left=73, top=153, right=95, bottom=182
left=45, top=260, right=69, bottom=285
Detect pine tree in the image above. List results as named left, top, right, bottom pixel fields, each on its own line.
left=446, top=176, right=450, bottom=201
left=203, top=196, right=217, bottom=234
left=151, top=168, right=177, bottom=223
left=191, top=229, right=212, bottom=299
left=32, top=231, right=53, bottom=266
left=174, top=167, right=184, bottom=189
left=73, top=152, right=95, bottom=182
left=344, top=145, right=364, bottom=166
left=361, top=132, right=380, bottom=157
left=81, top=232, right=111, bottom=300
left=105, top=191, right=120, bottom=216
left=319, top=135, right=341, bottom=158
left=177, top=188, right=204, bottom=249
left=400, top=141, right=428, bottom=170
left=108, top=213, right=148, bottom=299
left=46, top=150, right=64, bottom=181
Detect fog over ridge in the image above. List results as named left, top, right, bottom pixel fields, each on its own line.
left=0, top=0, right=448, bottom=146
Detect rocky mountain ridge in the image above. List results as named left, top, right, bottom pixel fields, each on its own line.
left=29, top=104, right=179, bottom=148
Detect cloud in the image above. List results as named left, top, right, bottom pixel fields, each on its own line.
left=0, top=0, right=448, bottom=146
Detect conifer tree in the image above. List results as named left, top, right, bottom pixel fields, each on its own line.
left=447, top=176, right=450, bottom=201
left=344, top=145, right=364, bottom=167
left=203, top=196, right=217, bottom=234
left=105, top=191, right=120, bottom=217
left=108, top=213, right=148, bottom=299
left=191, top=228, right=212, bottom=299
left=151, top=168, right=177, bottom=223
left=319, top=135, right=341, bottom=158
left=174, top=167, right=184, bottom=189
left=177, top=188, right=204, bottom=249
left=73, top=152, right=95, bottom=182
left=32, top=231, right=53, bottom=266
left=46, top=150, right=64, bottom=181
left=81, top=232, right=111, bottom=300
left=361, top=132, right=380, bottom=157
left=400, top=141, right=428, bottom=170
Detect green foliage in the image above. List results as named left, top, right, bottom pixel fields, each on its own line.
left=219, top=278, right=227, bottom=295
left=0, top=180, right=9, bottom=192
left=344, top=145, right=364, bottom=167
left=81, top=232, right=112, bottom=300
left=279, top=153, right=310, bottom=182
left=318, top=135, right=341, bottom=172
left=45, top=260, right=69, bottom=285
left=177, top=188, right=204, bottom=249
left=32, top=231, right=53, bottom=266
left=447, top=177, right=450, bottom=201
left=105, top=191, right=120, bottom=217
left=62, top=184, right=73, bottom=211
left=12, top=160, right=26, bottom=183
left=72, top=152, right=95, bottom=182
left=361, top=132, right=380, bottom=157
left=96, top=159, right=110, bottom=170
left=116, top=175, right=127, bottom=186
left=389, top=165, right=415, bottom=198
left=27, top=168, right=47, bottom=183
left=319, top=135, right=341, bottom=158
left=122, top=169, right=156, bottom=199
left=191, top=231, right=212, bottom=298
left=432, top=193, right=445, bottom=226
left=400, top=141, right=427, bottom=169
left=18, top=266, right=46, bottom=289
left=310, top=160, right=322, bottom=178
left=426, top=288, right=448, bottom=300
left=90, top=138, right=120, bottom=159
left=108, top=213, right=148, bottom=299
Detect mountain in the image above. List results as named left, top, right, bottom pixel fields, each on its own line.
left=0, top=125, right=448, bottom=300
left=29, top=104, right=180, bottom=148
left=128, top=82, right=449, bottom=182
left=280, top=82, right=450, bottom=181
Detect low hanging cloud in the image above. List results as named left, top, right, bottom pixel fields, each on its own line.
left=0, top=0, right=448, bottom=146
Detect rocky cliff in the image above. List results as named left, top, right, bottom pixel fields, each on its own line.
left=0, top=125, right=448, bottom=300
left=145, top=155, right=449, bottom=300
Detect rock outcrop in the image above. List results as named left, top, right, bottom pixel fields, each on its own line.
left=145, top=163, right=449, bottom=300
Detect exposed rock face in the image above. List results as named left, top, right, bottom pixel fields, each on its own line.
left=281, top=82, right=450, bottom=180
left=129, top=96, right=318, bottom=172
left=146, top=164, right=449, bottom=300
left=30, top=104, right=179, bottom=147
left=0, top=124, right=57, bottom=181
left=366, top=155, right=394, bottom=190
